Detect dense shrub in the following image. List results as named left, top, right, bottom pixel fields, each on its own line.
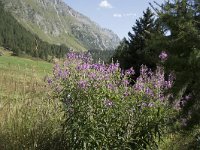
left=49, top=52, right=175, bottom=149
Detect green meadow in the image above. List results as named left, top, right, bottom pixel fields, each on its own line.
left=0, top=48, right=67, bottom=149
left=0, top=48, right=199, bottom=149
left=0, top=48, right=52, bottom=97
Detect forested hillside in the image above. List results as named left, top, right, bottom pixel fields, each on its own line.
left=0, top=1, right=69, bottom=59
left=2, top=0, right=120, bottom=51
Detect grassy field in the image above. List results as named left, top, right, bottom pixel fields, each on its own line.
left=0, top=47, right=199, bottom=149
left=0, top=48, right=66, bottom=149
left=0, top=48, right=52, bottom=97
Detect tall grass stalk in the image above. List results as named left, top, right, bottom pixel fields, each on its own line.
left=0, top=55, right=67, bottom=149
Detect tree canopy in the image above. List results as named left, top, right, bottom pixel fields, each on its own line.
left=113, top=0, right=200, bottom=127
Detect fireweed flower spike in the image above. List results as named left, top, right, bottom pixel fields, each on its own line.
left=159, top=51, right=168, bottom=61
left=134, top=65, right=174, bottom=100
left=125, top=67, right=135, bottom=75
left=48, top=52, right=175, bottom=149
left=78, top=80, right=88, bottom=88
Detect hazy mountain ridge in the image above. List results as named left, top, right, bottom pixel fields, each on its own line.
left=2, top=0, right=120, bottom=51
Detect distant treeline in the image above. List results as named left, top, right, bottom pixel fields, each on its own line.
left=0, top=1, right=69, bottom=60
left=88, top=49, right=115, bottom=63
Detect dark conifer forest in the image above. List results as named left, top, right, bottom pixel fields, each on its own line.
left=0, top=1, right=69, bottom=60
left=113, top=0, right=200, bottom=131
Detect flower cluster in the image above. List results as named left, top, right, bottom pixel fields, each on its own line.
left=48, top=52, right=175, bottom=149
left=134, top=65, right=175, bottom=100
left=159, top=51, right=168, bottom=61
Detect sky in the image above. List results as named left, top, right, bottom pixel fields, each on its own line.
left=64, top=0, right=165, bottom=39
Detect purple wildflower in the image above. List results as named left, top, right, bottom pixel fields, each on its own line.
left=58, top=70, right=63, bottom=78
left=185, top=95, right=191, bottom=100
left=47, top=78, right=52, bottom=85
left=124, top=92, right=129, bottom=97
left=108, top=63, right=120, bottom=73
left=67, top=52, right=76, bottom=59
left=134, top=65, right=174, bottom=101
left=78, top=80, right=88, bottom=88
left=140, top=65, right=148, bottom=76
left=88, top=72, right=96, bottom=79
left=145, top=87, right=154, bottom=97
left=159, top=51, right=168, bottom=61
left=53, top=64, right=62, bottom=78
left=107, top=83, right=115, bottom=90
left=122, top=79, right=129, bottom=86
left=76, top=63, right=91, bottom=70
left=125, top=67, right=135, bottom=75
left=62, top=70, right=69, bottom=79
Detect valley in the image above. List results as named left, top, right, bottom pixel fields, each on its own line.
left=0, top=0, right=200, bottom=149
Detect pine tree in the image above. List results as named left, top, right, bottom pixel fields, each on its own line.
left=152, top=0, right=200, bottom=126
left=113, top=38, right=130, bottom=67
left=113, top=8, right=160, bottom=76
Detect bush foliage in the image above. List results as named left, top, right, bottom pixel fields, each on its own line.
left=48, top=52, right=175, bottom=149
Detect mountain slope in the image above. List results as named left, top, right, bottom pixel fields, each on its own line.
left=0, top=1, right=69, bottom=59
left=2, top=0, right=120, bottom=51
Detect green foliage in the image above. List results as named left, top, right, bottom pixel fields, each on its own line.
left=113, top=1, right=200, bottom=147
left=114, top=0, right=200, bottom=127
left=0, top=54, right=68, bottom=149
left=88, top=49, right=115, bottom=63
left=49, top=53, right=174, bottom=149
left=160, top=125, right=200, bottom=150
left=0, top=1, right=69, bottom=60
left=150, top=0, right=200, bottom=127
left=113, top=8, right=161, bottom=76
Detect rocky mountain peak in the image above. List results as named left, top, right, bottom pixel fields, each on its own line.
left=2, top=0, right=120, bottom=51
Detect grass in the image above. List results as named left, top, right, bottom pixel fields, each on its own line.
left=0, top=48, right=52, bottom=97
left=159, top=126, right=200, bottom=150
left=0, top=48, right=66, bottom=149
left=0, top=47, right=199, bottom=149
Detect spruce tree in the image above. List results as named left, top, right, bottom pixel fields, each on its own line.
left=113, top=8, right=160, bottom=76
left=151, top=0, right=200, bottom=127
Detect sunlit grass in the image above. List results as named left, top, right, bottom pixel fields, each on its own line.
left=0, top=51, right=66, bottom=149
left=0, top=49, right=52, bottom=95
left=0, top=48, right=199, bottom=149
